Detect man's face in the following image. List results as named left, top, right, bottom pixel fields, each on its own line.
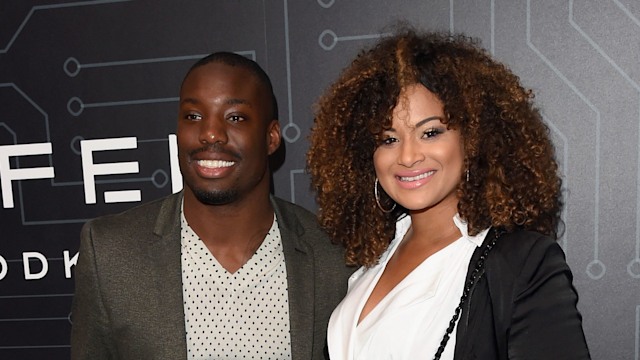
left=177, top=62, right=280, bottom=206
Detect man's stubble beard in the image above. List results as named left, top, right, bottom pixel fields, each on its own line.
left=191, top=188, right=239, bottom=206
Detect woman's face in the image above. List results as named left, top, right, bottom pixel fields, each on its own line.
left=373, top=84, right=464, bottom=213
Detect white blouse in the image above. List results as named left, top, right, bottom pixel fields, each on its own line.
left=328, top=214, right=489, bottom=360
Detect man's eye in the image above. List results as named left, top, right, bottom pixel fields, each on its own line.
left=185, top=113, right=202, bottom=121
left=228, top=115, right=245, bottom=123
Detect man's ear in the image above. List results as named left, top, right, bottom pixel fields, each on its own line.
left=267, top=119, right=281, bottom=155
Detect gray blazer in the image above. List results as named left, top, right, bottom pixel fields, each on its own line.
left=70, top=192, right=352, bottom=360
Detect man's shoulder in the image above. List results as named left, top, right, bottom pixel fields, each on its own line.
left=272, top=196, right=353, bottom=276
left=272, top=196, right=316, bottom=221
left=84, top=193, right=179, bottom=232
left=271, top=196, right=338, bottom=248
left=272, top=196, right=329, bottom=236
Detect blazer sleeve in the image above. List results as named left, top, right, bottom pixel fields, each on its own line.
left=507, top=237, right=590, bottom=359
left=70, top=221, right=116, bottom=360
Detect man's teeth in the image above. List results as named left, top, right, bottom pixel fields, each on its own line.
left=400, top=171, right=434, bottom=182
left=197, top=160, right=235, bottom=168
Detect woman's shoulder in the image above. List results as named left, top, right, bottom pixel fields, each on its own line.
left=494, top=228, right=558, bottom=253
left=488, top=228, right=566, bottom=275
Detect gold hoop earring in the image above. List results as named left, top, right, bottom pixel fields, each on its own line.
left=374, top=178, right=396, bottom=213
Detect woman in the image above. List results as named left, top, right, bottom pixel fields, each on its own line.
left=307, top=29, right=590, bottom=359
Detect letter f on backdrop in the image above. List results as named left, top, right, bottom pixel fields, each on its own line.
left=0, top=143, right=55, bottom=209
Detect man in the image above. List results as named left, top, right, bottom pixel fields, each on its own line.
left=70, top=52, right=352, bottom=360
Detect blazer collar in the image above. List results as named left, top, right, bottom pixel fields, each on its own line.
left=153, top=192, right=183, bottom=239
left=271, top=196, right=315, bottom=360
left=147, top=192, right=188, bottom=359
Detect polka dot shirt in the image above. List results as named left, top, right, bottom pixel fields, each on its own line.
left=181, top=211, right=291, bottom=359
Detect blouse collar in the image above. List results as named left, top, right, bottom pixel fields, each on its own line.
left=394, top=213, right=490, bottom=249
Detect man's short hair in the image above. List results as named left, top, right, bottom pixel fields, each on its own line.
left=183, top=52, right=278, bottom=120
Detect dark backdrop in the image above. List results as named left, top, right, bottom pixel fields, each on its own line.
left=1, top=1, right=638, bottom=359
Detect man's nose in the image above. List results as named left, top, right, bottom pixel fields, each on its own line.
left=199, top=118, right=228, bottom=145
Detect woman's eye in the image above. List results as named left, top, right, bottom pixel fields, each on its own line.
left=423, top=128, right=443, bottom=138
left=380, top=137, right=397, bottom=146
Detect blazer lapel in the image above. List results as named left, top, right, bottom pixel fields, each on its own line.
left=272, top=197, right=314, bottom=360
left=146, top=193, right=188, bottom=359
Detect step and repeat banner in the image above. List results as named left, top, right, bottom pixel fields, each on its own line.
left=1, top=1, right=639, bottom=359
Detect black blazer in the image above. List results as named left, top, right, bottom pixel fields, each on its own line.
left=453, top=229, right=591, bottom=359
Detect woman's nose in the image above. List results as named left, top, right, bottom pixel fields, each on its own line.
left=398, top=139, right=424, bottom=167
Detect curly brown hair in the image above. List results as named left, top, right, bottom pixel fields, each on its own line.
left=306, top=29, right=562, bottom=267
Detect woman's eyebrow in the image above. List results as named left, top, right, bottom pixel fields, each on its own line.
left=415, top=116, right=444, bottom=128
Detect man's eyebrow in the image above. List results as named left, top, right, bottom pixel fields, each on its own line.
left=180, top=97, right=199, bottom=105
left=179, top=97, right=252, bottom=106
left=225, top=98, right=251, bottom=106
